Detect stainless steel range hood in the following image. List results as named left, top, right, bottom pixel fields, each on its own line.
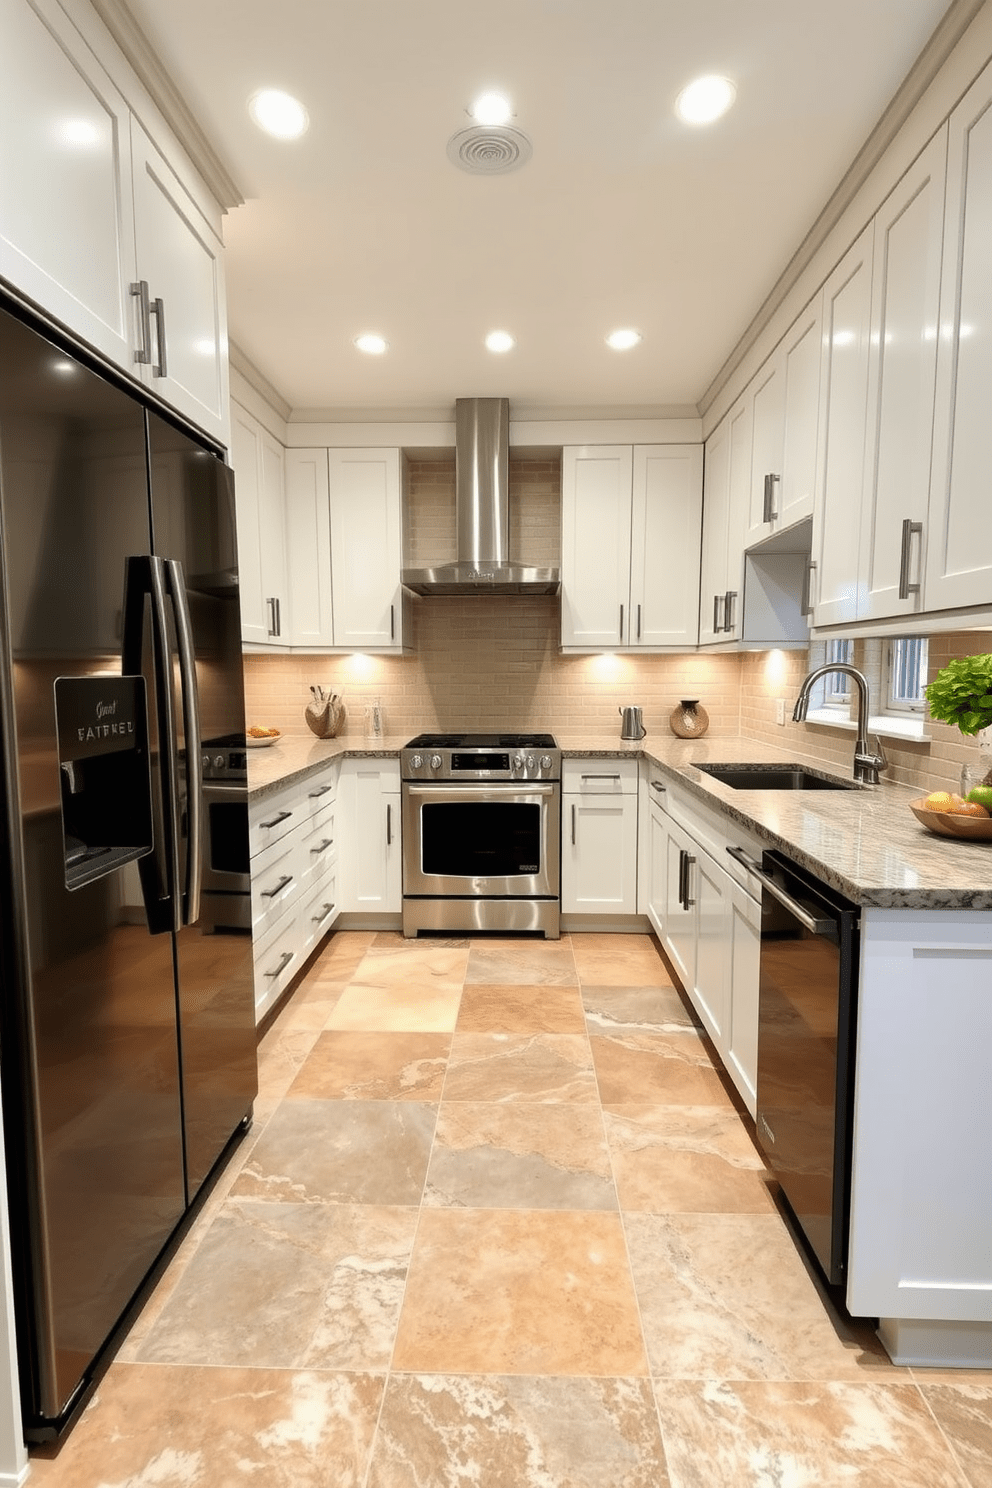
left=401, top=397, right=560, bottom=596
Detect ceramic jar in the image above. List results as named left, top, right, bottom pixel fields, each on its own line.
left=669, top=698, right=709, bottom=739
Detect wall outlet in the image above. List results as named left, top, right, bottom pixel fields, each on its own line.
left=775, top=698, right=786, bottom=726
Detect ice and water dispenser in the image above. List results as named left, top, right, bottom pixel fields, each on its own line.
left=54, top=675, right=153, bottom=891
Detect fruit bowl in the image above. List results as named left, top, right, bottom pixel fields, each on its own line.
left=246, top=728, right=281, bottom=748
left=909, top=799, right=992, bottom=840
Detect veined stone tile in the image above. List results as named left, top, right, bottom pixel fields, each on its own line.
left=593, top=1032, right=730, bottom=1107
left=626, top=1212, right=897, bottom=1382
left=27, top=1364, right=385, bottom=1488
left=653, top=1380, right=970, bottom=1487
left=465, top=939, right=578, bottom=987
left=351, top=945, right=470, bottom=994
left=916, top=1380, right=992, bottom=1485
left=582, top=985, right=699, bottom=1035
left=256, top=1027, right=322, bottom=1103
left=570, top=933, right=673, bottom=988
left=367, top=1373, right=670, bottom=1488
left=137, top=1200, right=417, bottom=1371
left=325, top=981, right=463, bottom=1033
left=604, top=1105, right=774, bottom=1214
left=443, top=1033, right=598, bottom=1103
left=425, top=1101, right=616, bottom=1210
left=232, top=1099, right=436, bottom=1205
left=392, top=1208, right=647, bottom=1377
left=456, top=982, right=587, bottom=1033
left=288, top=1031, right=450, bottom=1100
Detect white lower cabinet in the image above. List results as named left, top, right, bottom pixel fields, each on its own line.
left=562, top=760, right=639, bottom=916
left=249, top=762, right=340, bottom=1022
left=644, top=768, right=762, bottom=1116
left=338, top=760, right=401, bottom=916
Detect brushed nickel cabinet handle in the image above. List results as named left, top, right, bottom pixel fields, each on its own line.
left=898, top=518, right=923, bottom=600
left=130, top=281, right=152, bottom=364
left=801, top=559, right=817, bottom=616
left=150, top=295, right=167, bottom=378
left=261, top=874, right=293, bottom=899
left=723, top=590, right=738, bottom=632
left=264, top=950, right=294, bottom=979
left=762, top=472, right=780, bottom=523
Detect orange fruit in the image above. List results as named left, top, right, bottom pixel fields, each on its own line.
left=923, top=791, right=957, bottom=810
left=946, top=800, right=990, bottom=818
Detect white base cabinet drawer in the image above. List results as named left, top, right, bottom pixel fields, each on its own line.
left=253, top=909, right=304, bottom=1022
left=251, top=833, right=300, bottom=938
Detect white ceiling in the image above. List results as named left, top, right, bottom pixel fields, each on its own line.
left=121, top=0, right=954, bottom=418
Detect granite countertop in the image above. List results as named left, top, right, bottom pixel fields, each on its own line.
left=248, top=729, right=992, bottom=911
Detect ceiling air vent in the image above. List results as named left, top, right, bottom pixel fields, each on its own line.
left=446, top=125, right=533, bottom=175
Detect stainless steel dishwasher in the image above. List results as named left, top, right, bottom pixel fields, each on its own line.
left=745, top=849, right=861, bottom=1286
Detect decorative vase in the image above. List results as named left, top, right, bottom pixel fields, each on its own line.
left=669, top=698, right=709, bottom=740
left=960, top=725, right=992, bottom=798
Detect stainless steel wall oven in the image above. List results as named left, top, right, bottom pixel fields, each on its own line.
left=401, top=733, right=560, bottom=937
left=198, top=736, right=251, bottom=931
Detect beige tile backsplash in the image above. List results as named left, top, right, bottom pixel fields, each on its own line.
left=244, top=452, right=991, bottom=795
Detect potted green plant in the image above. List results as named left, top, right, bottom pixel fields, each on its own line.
left=924, top=653, right=992, bottom=794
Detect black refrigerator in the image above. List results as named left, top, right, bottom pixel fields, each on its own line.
left=0, top=295, right=258, bottom=1438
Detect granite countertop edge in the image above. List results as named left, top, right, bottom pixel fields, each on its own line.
left=248, top=730, right=992, bottom=911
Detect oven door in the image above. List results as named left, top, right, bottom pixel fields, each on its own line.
left=402, top=783, right=560, bottom=898
left=201, top=780, right=250, bottom=894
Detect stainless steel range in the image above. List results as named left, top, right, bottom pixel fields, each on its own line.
left=401, top=733, right=561, bottom=938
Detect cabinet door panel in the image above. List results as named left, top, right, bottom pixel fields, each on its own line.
left=231, top=405, right=286, bottom=646
left=691, top=849, right=730, bottom=1046
left=727, top=882, right=761, bottom=1116
left=779, top=298, right=822, bottom=529
left=130, top=119, right=228, bottom=443
left=285, top=449, right=333, bottom=646
left=699, top=416, right=731, bottom=645
left=563, top=795, right=638, bottom=914
left=662, top=822, right=695, bottom=992
left=632, top=445, right=702, bottom=647
left=812, top=224, right=874, bottom=626
left=746, top=359, right=784, bottom=545
left=561, top=446, right=633, bottom=647
left=859, top=132, right=946, bottom=622
left=328, top=449, right=402, bottom=649
left=927, top=65, right=992, bottom=612
left=0, top=0, right=136, bottom=367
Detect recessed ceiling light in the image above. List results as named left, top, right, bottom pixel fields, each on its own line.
left=485, top=330, right=515, bottom=353
left=248, top=89, right=310, bottom=140
left=354, top=333, right=388, bottom=355
left=470, top=91, right=513, bottom=126
left=675, top=74, right=736, bottom=125
left=606, top=329, right=642, bottom=351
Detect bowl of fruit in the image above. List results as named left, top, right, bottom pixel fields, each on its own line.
left=246, top=726, right=281, bottom=748
left=910, top=787, right=992, bottom=840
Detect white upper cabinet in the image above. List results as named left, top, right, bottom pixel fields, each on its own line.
left=927, top=62, right=992, bottom=613
left=232, top=404, right=287, bottom=647
left=699, top=396, right=750, bottom=643
left=562, top=444, right=702, bottom=650
left=857, top=131, right=947, bottom=623
left=285, top=449, right=334, bottom=647
left=0, top=0, right=228, bottom=446
left=129, top=120, right=229, bottom=447
left=810, top=223, right=875, bottom=627
left=744, top=297, right=822, bottom=547
left=0, top=0, right=136, bottom=367
left=328, top=449, right=405, bottom=650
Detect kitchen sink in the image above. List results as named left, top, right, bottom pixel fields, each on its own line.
left=695, top=763, right=859, bottom=791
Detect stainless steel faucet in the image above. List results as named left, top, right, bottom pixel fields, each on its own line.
left=792, top=664, right=887, bottom=786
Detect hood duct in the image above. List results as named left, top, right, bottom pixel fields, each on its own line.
left=401, top=397, right=560, bottom=596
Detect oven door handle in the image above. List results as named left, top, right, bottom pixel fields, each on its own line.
left=726, top=847, right=833, bottom=935
left=404, top=784, right=559, bottom=800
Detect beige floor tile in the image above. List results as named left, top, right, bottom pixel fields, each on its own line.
left=367, top=1374, right=670, bottom=1488
left=255, top=1027, right=322, bottom=1103
left=626, top=1211, right=898, bottom=1382
left=425, top=1101, right=616, bottom=1210
left=456, top=982, right=587, bottom=1033
left=465, top=938, right=578, bottom=986
left=137, top=1199, right=418, bottom=1370
left=288, top=1031, right=450, bottom=1100
left=28, top=1364, right=385, bottom=1488
left=325, top=981, right=463, bottom=1032
left=916, top=1380, right=992, bottom=1485
left=352, top=944, right=471, bottom=994
left=443, top=1033, right=599, bottom=1103
left=582, top=984, right=699, bottom=1034
left=232, top=1099, right=436, bottom=1205
left=593, top=1031, right=731, bottom=1106
left=392, top=1208, right=648, bottom=1376
left=571, top=933, right=673, bottom=987
left=605, top=1105, right=774, bottom=1214
left=653, top=1380, right=969, bottom=1487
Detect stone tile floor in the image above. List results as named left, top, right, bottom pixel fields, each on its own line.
left=28, top=931, right=992, bottom=1487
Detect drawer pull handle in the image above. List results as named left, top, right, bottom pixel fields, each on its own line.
left=651, top=780, right=666, bottom=792
left=260, top=809, right=292, bottom=830
left=581, top=774, right=621, bottom=781
left=264, top=950, right=294, bottom=979
left=311, top=902, right=335, bottom=923
left=308, top=784, right=332, bottom=798
left=311, top=838, right=334, bottom=854
left=261, top=874, right=293, bottom=899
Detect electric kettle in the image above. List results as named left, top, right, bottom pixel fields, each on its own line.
left=619, top=705, right=646, bottom=740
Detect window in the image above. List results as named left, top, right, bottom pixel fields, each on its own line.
left=887, top=637, right=928, bottom=713
left=821, top=638, right=854, bottom=707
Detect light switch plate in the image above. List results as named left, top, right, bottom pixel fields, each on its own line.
left=775, top=698, right=786, bottom=726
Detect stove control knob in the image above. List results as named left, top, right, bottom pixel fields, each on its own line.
left=540, top=755, right=552, bottom=771
left=512, top=753, right=524, bottom=770
left=201, top=753, right=211, bottom=771
left=429, top=754, right=442, bottom=771
left=214, top=754, right=226, bottom=770
left=525, top=754, right=535, bottom=770
left=410, top=754, right=423, bottom=770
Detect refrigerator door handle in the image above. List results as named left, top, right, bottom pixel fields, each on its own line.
left=122, top=555, right=182, bottom=933
left=165, top=559, right=203, bottom=926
